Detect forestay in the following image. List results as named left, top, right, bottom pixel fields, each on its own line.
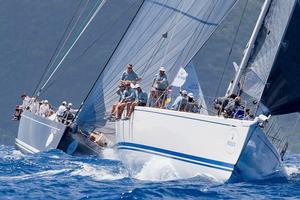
left=241, top=0, right=297, bottom=106
left=77, top=0, right=237, bottom=131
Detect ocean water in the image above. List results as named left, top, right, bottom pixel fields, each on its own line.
left=0, top=145, right=300, bottom=200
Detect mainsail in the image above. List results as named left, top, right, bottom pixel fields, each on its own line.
left=240, top=0, right=297, bottom=112
left=77, top=0, right=238, bottom=130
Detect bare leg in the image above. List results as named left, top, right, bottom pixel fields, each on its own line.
left=127, top=102, right=138, bottom=117
left=116, top=103, right=126, bottom=119
left=126, top=102, right=132, bottom=117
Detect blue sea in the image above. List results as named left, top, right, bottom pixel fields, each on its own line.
left=0, top=145, right=300, bottom=199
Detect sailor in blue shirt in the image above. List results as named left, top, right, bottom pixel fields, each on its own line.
left=121, top=64, right=141, bottom=82
left=152, top=67, right=169, bottom=108
left=109, top=84, right=125, bottom=120
left=171, top=90, right=188, bottom=111
left=126, top=84, right=148, bottom=119
left=115, top=81, right=136, bottom=120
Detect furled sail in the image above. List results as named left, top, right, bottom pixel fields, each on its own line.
left=241, top=0, right=297, bottom=110
left=262, top=2, right=300, bottom=115
left=77, top=0, right=237, bottom=131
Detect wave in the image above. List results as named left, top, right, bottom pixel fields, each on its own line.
left=70, top=162, right=128, bottom=181
left=0, top=169, right=70, bottom=180
left=134, top=157, right=179, bottom=181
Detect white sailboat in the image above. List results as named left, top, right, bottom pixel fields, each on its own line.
left=15, top=0, right=299, bottom=183
left=113, top=0, right=296, bottom=182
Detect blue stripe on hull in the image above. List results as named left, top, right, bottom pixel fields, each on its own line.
left=117, top=142, right=234, bottom=172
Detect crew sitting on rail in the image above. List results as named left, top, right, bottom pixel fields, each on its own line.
left=152, top=67, right=169, bottom=108
left=185, top=93, right=201, bottom=113
left=115, top=81, right=136, bottom=120
left=171, top=90, right=188, bottom=111
left=121, top=64, right=141, bottom=83
left=223, top=96, right=242, bottom=118
left=12, top=94, right=31, bottom=121
left=148, top=88, right=157, bottom=107
left=125, top=84, right=148, bottom=119
left=213, top=94, right=237, bottom=116
left=109, top=83, right=126, bottom=121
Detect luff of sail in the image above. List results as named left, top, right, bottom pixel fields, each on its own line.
left=241, top=0, right=297, bottom=107
left=77, top=0, right=237, bottom=131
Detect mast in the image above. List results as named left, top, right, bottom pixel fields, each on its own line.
left=229, top=0, right=272, bottom=95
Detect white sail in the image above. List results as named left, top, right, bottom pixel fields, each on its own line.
left=78, top=0, right=237, bottom=129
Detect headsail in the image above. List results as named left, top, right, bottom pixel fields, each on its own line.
left=77, top=0, right=237, bottom=131
left=262, top=2, right=300, bottom=115
left=240, top=0, right=297, bottom=111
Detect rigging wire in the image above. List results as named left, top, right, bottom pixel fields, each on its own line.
left=96, top=1, right=197, bottom=102
left=32, top=0, right=85, bottom=97
left=73, top=0, right=146, bottom=122
left=37, top=0, right=107, bottom=97
left=94, top=1, right=193, bottom=105
left=40, top=0, right=143, bottom=94
left=35, top=0, right=91, bottom=95
left=214, top=0, right=249, bottom=99
left=140, top=1, right=183, bottom=78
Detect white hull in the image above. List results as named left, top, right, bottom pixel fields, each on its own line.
left=116, top=107, right=257, bottom=182
left=15, top=111, right=66, bottom=153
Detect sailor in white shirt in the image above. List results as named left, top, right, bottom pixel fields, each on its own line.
left=29, top=97, right=40, bottom=114
left=20, top=94, right=31, bottom=110
left=56, top=101, right=67, bottom=118
left=39, top=100, right=50, bottom=117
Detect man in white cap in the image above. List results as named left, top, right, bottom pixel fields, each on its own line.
left=115, top=81, right=137, bottom=120
left=125, top=84, right=148, bottom=119
left=171, top=90, right=188, bottom=111
left=152, top=67, right=169, bottom=108
left=121, top=64, right=141, bottom=83
left=39, top=100, right=50, bottom=117
left=62, top=103, right=79, bottom=124
left=185, top=93, right=200, bottom=113
left=56, top=101, right=67, bottom=118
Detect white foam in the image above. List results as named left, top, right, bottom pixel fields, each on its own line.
left=134, top=157, right=179, bottom=181
left=0, top=169, right=70, bottom=180
left=285, top=165, right=300, bottom=176
left=70, top=162, right=127, bottom=181
left=2, top=150, right=24, bottom=160
left=102, top=148, right=119, bottom=160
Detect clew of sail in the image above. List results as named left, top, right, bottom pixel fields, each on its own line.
left=77, top=0, right=238, bottom=131
left=241, top=0, right=297, bottom=110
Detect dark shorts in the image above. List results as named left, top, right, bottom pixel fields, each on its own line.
left=138, top=102, right=146, bottom=106
left=156, top=89, right=167, bottom=102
